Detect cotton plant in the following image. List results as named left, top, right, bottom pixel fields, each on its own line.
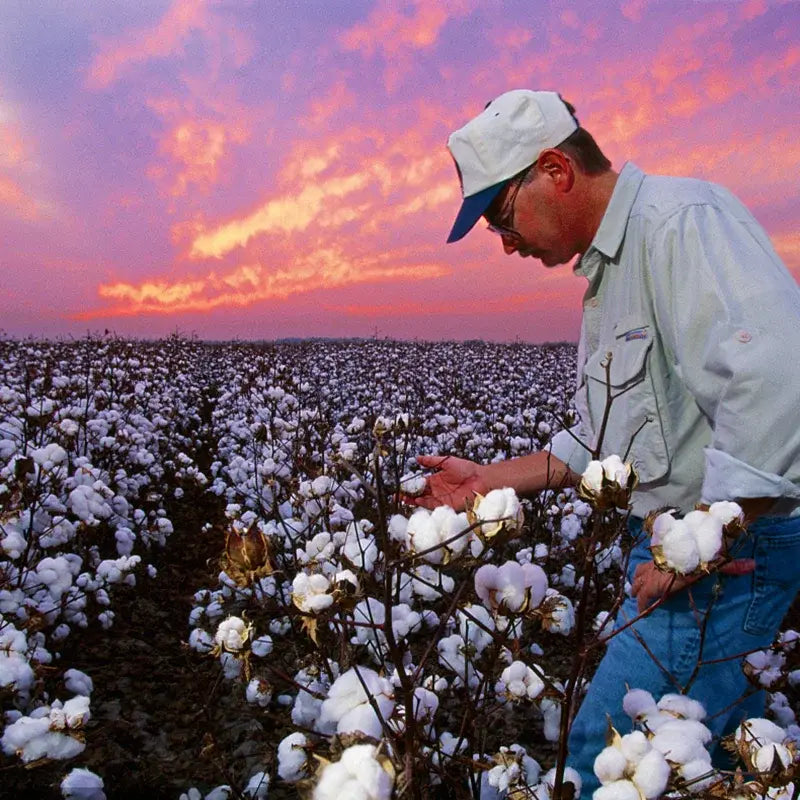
left=592, top=687, right=800, bottom=798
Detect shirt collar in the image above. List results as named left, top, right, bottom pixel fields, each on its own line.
left=575, top=162, right=645, bottom=276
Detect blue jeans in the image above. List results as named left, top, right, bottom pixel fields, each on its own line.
left=567, top=514, right=800, bottom=797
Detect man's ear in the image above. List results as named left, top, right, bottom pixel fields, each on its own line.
left=537, top=149, right=574, bottom=193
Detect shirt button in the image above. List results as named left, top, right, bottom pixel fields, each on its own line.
left=735, top=329, right=752, bottom=343
left=586, top=298, right=598, bottom=308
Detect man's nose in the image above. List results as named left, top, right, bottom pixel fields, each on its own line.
left=502, top=237, right=519, bottom=255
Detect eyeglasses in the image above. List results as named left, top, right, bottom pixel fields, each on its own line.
left=485, top=165, right=532, bottom=241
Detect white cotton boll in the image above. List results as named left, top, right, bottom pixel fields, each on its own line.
left=708, top=501, right=744, bottom=526
left=593, top=745, right=628, bottom=783
left=656, top=694, right=706, bottom=721
left=650, top=510, right=676, bottom=547
left=660, top=519, right=700, bottom=573
left=243, top=771, right=269, bottom=799
left=687, top=513, right=724, bottom=563
left=1, top=524, right=26, bottom=559
left=678, top=758, right=716, bottom=791
left=341, top=525, right=378, bottom=571
left=204, top=787, right=232, bottom=800
left=32, top=443, right=68, bottom=471
left=592, top=779, right=641, bottom=800
left=220, top=652, right=242, bottom=680
left=313, top=744, right=393, bottom=800
left=631, top=748, right=670, bottom=798
left=61, top=767, right=106, bottom=800
left=540, top=766, right=581, bottom=798
left=541, top=592, right=575, bottom=634
left=736, top=718, right=786, bottom=749
left=214, top=617, right=249, bottom=652
left=278, top=732, right=309, bottom=782
left=623, top=689, right=657, bottom=722
left=400, top=473, right=427, bottom=496
left=474, top=487, right=523, bottom=537
left=497, top=661, right=545, bottom=701
left=559, top=513, right=583, bottom=542
left=540, top=697, right=561, bottom=742
left=246, top=678, right=272, bottom=707
left=36, top=557, right=75, bottom=599
left=388, top=514, right=409, bottom=544
left=251, top=635, right=273, bottom=658
left=62, top=696, right=91, bottom=728
left=411, top=687, right=439, bottom=722
left=63, top=669, right=93, bottom=696
left=292, top=572, right=333, bottom=614
left=754, top=742, right=793, bottom=772
left=581, top=461, right=604, bottom=493
left=474, top=564, right=498, bottom=607
left=318, top=667, right=395, bottom=739
left=602, top=455, right=631, bottom=485
left=522, top=563, right=548, bottom=609
left=769, top=693, right=796, bottom=728
left=650, top=726, right=707, bottom=764
left=391, top=604, right=421, bottom=640
left=189, top=628, right=214, bottom=654
left=616, top=733, right=648, bottom=767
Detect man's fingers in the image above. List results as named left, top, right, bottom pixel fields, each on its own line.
left=416, top=454, right=448, bottom=469
left=719, top=558, right=756, bottom=575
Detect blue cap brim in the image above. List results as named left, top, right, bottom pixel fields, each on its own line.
left=446, top=181, right=507, bottom=243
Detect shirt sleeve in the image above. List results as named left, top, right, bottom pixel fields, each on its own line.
left=548, top=424, right=592, bottom=477
left=648, top=197, right=800, bottom=505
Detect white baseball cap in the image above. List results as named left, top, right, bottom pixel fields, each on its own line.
left=446, top=90, right=578, bottom=243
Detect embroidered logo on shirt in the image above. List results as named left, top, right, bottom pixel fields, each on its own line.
left=625, top=327, right=649, bottom=341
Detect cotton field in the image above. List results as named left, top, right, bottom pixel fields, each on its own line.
left=2, top=335, right=799, bottom=800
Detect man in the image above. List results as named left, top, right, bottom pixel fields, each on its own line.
left=413, top=89, right=800, bottom=794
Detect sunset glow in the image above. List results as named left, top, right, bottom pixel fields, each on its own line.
left=3, top=0, right=798, bottom=341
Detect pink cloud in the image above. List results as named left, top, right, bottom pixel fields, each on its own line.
left=87, top=0, right=208, bottom=89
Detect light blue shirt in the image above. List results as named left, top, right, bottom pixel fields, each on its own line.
left=549, top=162, right=800, bottom=517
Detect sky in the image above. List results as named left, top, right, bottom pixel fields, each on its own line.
left=2, top=0, right=798, bottom=343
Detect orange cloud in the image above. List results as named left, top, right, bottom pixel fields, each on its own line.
left=75, top=249, right=451, bottom=318
left=773, top=232, right=800, bottom=271
left=151, top=118, right=250, bottom=196
left=0, top=175, right=39, bottom=221
left=188, top=172, right=372, bottom=258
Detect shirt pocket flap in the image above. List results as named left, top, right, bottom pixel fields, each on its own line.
left=584, top=319, right=653, bottom=390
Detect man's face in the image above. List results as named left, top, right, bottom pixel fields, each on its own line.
left=485, top=159, right=578, bottom=267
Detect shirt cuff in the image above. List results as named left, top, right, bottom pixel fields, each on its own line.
left=548, top=427, right=591, bottom=477
left=701, top=447, right=800, bottom=505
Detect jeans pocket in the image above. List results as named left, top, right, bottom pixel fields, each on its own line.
left=743, top=527, right=800, bottom=637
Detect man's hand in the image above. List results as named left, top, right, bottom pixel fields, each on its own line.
left=631, top=557, right=756, bottom=614
left=404, top=455, right=489, bottom=511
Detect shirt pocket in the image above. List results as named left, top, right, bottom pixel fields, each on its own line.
left=583, top=315, right=671, bottom=483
